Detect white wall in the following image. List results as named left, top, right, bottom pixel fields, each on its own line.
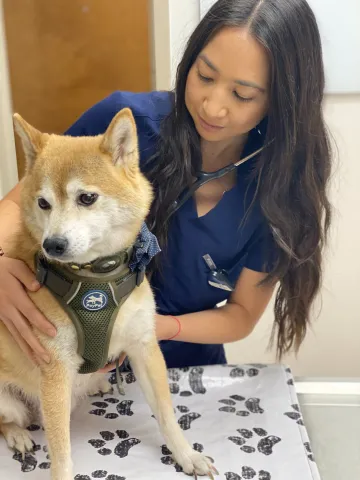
left=158, top=1, right=360, bottom=377
left=228, top=96, right=360, bottom=377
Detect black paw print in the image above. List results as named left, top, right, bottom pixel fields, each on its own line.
left=160, top=442, right=214, bottom=472
left=152, top=405, right=202, bottom=430
left=108, top=371, right=136, bottom=387
left=225, top=468, right=271, bottom=479
left=218, top=395, right=264, bottom=416
left=88, top=429, right=141, bottom=458
left=304, top=441, right=315, bottom=462
left=284, top=404, right=304, bottom=426
left=75, top=474, right=125, bottom=480
left=229, top=366, right=263, bottom=378
left=284, top=367, right=294, bottom=386
left=168, top=367, right=206, bottom=396
left=12, top=438, right=50, bottom=472
left=89, top=397, right=134, bottom=419
left=228, top=428, right=281, bottom=456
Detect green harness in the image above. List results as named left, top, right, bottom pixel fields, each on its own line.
left=35, top=249, right=145, bottom=374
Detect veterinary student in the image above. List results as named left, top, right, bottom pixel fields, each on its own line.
left=0, top=0, right=332, bottom=370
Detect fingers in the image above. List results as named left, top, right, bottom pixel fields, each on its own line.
left=6, top=306, right=51, bottom=363
left=18, top=290, right=57, bottom=337
left=11, top=258, right=41, bottom=292
left=1, top=315, right=42, bottom=366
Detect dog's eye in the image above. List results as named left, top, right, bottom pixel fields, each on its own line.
left=78, top=193, right=98, bottom=206
left=38, top=197, right=51, bottom=210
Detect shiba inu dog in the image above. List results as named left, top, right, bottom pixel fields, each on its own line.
left=0, top=109, right=217, bottom=480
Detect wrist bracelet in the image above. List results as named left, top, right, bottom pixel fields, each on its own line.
left=167, top=315, right=181, bottom=340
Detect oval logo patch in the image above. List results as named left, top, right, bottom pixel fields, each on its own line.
left=82, top=290, right=108, bottom=311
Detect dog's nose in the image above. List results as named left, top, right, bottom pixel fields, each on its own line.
left=43, top=237, right=69, bottom=257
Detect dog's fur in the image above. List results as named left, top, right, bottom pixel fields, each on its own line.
left=0, top=110, right=215, bottom=479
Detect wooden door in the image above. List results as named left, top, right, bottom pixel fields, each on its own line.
left=3, top=0, right=152, bottom=178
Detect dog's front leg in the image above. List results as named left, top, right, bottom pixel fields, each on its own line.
left=128, top=340, right=216, bottom=478
left=40, top=360, right=73, bottom=480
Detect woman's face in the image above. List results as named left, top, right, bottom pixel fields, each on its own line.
left=185, top=27, right=270, bottom=143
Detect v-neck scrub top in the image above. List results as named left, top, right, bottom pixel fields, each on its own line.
left=65, top=90, right=277, bottom=368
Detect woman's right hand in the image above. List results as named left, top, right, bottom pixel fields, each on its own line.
left=0, top=256, right=57, bottom=365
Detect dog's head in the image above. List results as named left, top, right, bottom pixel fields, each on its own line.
left=14, top=109, right=153, bottom=264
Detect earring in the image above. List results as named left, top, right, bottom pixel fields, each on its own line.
left=256, top=124, right=262, bottom=136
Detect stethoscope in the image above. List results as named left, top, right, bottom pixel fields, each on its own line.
left=167, top=143, right=266, bottom=293
left=170, top=145, right=264, bottom=217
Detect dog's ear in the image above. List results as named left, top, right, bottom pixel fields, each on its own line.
left=101, top=108, right=139, bottom=169
left=13, top=114, right=46, bottom=172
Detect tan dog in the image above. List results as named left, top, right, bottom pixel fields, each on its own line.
left=0, top=110, right=217, bottom=480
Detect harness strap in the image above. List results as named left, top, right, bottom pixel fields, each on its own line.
left=35, top=252, right=144, bottom=374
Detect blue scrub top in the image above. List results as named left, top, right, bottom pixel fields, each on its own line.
left=65, top=90, right=277, bottom=368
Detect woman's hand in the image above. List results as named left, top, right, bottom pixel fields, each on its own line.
left=0, top=256, right=57, bottom=365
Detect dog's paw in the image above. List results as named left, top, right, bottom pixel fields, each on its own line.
left=174, top=448, right=218, bottom=477
left=2, top=423, right=34, bottom=454
left=88, top=378, right=113, bottom=397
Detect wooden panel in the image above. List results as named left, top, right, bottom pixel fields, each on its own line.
left=3, top=0, right=152, bottom=178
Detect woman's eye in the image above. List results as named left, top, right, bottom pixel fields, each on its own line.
left=233, top=91, right=253, bottom=103
left=38, top=197, right=51, bottom=210
left=197, top=71, right=213, bottom=83
left=78, top=193, right=99, bottom=206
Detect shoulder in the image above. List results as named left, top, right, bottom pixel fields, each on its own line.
left=65, top=90, right=173, bottom=137
left=65, top=90, right=174, bottom=163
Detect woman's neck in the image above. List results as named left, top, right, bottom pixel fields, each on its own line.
left=200, top=134, right=248, bottom=172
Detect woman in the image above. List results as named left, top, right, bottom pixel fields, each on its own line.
left=0, top=0, right=332, bottom=369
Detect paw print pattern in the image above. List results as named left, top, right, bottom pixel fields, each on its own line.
left=75, top=474, right=125, bottom=480
left=12, top=440, right=50, bottom=472
left=285, top=367, right=294, bottom=386
left=284, top=404, right=304, bottom=426
left=167, top=367, right=206, bottom=396
left=225, top=468, right=271, bottom=479
left=229, top=366, right=261, bottom=378
left=89, top=398, right=134, bottom=419
left=108, top=371, right=136, bottom=388
left=174, top=405, right=201, bottom=430
left=219, top=395, right=264, bottom=416
left=160, top=442, right=214, bottom=472
left=228, top=428, right=281, bottom=456
left=151, top=405, right=201, bottom=430
left=88, top=429, right=141, bottom=458
left=304, top=442, right=315, bottom=462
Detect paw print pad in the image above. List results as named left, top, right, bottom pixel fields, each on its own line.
left=229, top=367, right=261, bottom=378
left=89, top=399, right=134, bottom=419
left=160, top=442, right=214, bottom=472
left=167, top=367, right=207, bottom=396
left=225, top=468, right=271, bottom=479
left=228, top=428, right=281, bottom=456
left=284, top=404, right=304, bottom=426
left=88, top=430, right=141, bottom=458
left=75, top=474, right=125, bottom=480
left=219, top=395, right=265, bottom=416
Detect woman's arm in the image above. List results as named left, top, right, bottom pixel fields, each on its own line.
left=157, top=267, right=276, bottom=344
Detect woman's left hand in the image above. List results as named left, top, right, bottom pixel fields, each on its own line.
left=97, top=315, right=172, bottom=373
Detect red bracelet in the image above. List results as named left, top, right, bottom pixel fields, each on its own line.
left=167, top=315, right=181, bottom=340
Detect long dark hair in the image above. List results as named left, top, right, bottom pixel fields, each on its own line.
left=146, top=0, right=332, bottom=358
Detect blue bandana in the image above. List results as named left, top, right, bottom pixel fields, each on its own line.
left=129, top=222, right=161, bottom=272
